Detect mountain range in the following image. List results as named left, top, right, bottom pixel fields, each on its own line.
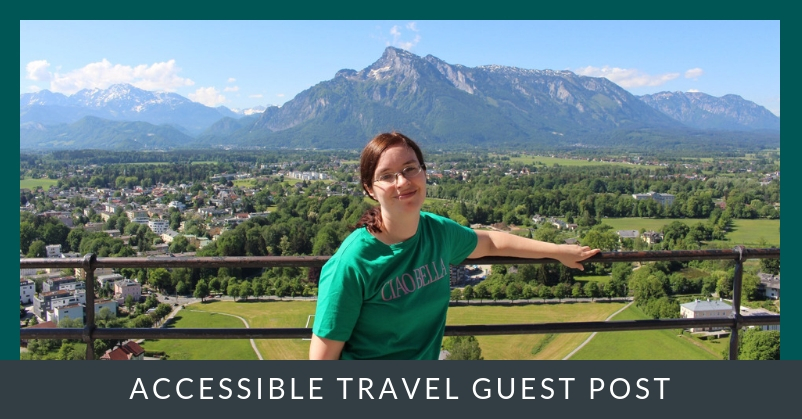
left=20, top=47, right=780, bottom=152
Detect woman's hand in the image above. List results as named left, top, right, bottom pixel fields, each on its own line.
left=554, top=245, right=600, bottom=270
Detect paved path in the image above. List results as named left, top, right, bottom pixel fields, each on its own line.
left=186, top=309, right=264, bottom=360
left=562, top=300, right=635, bottom=360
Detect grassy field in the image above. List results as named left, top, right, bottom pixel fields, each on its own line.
left=123, top=161, right=218, bottom=166
left=709, top=219, right=780, bottom=247
left=189, top=300, right=317, bottom=360
left=145, top=299, right=729, bottom=360
left=599, top=217, right=780, bottom=247
left=446, top=302, right=626, bottom=360
left=507, top=155, right=640, bottom=168
left=139, top=309, right=259, bottom=360
left=569, top=304, right=723, bottom=360
left=232, top=179, right=257, bottom=187
left=20, top=177, right=59, bottom=190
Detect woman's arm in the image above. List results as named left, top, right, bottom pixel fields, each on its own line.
left=468, top=230, right=600, bottom=270
left=309, top=334, right=345, bottom=360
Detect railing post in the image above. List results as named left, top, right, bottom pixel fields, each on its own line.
left=728, top=246, right=744, bottom=360
left=82, top=253, right=97, bottom=360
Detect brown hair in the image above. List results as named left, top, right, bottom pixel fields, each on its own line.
left=355, top=132, right=426, bottom=233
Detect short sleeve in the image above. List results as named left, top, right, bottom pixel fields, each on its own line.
left=425, top=213, right=477, bottom=265
left=312, top=255, right=363, bottom=342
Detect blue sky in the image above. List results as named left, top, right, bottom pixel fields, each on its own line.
left=20, top=20, right=780, bottom=116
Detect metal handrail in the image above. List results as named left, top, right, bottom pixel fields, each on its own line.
left=20, top=247, right=780, bottom=360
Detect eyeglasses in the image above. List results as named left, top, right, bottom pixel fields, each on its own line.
left=373, top=164, right=426, bottom=185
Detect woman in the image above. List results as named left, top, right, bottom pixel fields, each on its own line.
left=310, top=132, right=599, bottom=360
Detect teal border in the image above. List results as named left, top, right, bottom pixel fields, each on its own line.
left=11, top=3, right=791, bottom=360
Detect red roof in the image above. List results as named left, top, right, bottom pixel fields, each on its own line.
left=100, top=341, right=145, bottom=360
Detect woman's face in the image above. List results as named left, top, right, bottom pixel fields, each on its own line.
left=366, top=144, right=426, bottom=215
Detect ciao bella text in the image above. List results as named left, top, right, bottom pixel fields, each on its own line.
left=381, top=258, right=448, bottom=301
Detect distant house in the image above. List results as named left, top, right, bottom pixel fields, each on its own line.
left=100, top=341, right=145, bottom=361
left=114, top=279, right=142, bottom=303
left=20, top=278, right=35, bottom=304
left=758, top=273, right=780, bottom=300
left=617, top=230, right=639, bottom=241
left=680, top=299, right=732, bottom=332
left=632, top=191, right=675, bottom=206
left=739, top=307, right=780, bottom=332
left=642, top=230, right=663, bottom=245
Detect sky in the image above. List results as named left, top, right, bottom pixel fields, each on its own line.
left=20, top=20, right=780, bottom=116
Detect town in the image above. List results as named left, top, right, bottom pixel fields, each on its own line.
left=19, top=148, right=780, bottom=360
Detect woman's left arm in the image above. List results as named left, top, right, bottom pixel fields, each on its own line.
left=467, top=230, right=600, bottom=270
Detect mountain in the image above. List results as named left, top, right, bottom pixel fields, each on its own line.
left=237, top=47, right=687, bottom=149
left=638, top=91, right=780, bottom=131
left=20, top=84, right=237, bottom=135
left=19, top=48, right=780, bottom=152
left=20, top=116, right=194, bottom=150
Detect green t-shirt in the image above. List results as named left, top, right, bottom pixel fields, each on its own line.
left=312, top=211, right=478, bottom=360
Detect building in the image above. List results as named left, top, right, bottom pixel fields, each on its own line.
left=20, top=278, right=35, bottom=304
left=617, top=230, right=639, bottom=241
left=758, top=273, right=780, bottom=300
left=43, top=276, right=78, bottom=293
left=679, top=299, right=732, bottom=332
left=632, top=191, right=675, bottom=206
left=99, top=341, right=145, bottom=360
left=148, top=219, right=170, bottom=235
left=114, top=278, right=141, bottom=303
left=53, top=303, right=84, bottom=325
left=642, top=231, right=664, bottom=245
left=45, top=244, right=63, bottom=258
left=740, top=307, right=780, bottom=332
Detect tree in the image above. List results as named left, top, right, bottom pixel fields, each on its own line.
left=148, top=268, right=172, bottom=292
left=442, top=336, right=483, bottom=360
left=194, top=279, right=210, bottom=302
left=462, top=285, right=475, bottom=304
left=738, top=328, right=780, bottom=360
left=124, top=295, right=135, bottom=312
left=450, top=288, right=462, bottom=304
left=585, top=281, right=600, bottom=301
left=27, top=240, right=47, bottom=258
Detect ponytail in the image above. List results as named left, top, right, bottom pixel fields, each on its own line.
left=355, top=206, right=383, bottom=234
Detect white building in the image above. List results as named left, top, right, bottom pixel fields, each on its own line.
left=632, top=191, right=675, bottom=206
left=20, top=278, right=35, bottom=304
left=45, top=244, right=62, bottom=258
left=680, top=299, right=732, bottom=332
left=148, top=219, right=170, bottom=235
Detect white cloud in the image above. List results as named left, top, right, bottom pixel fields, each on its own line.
left=250, top=94, right=264, bottom=99
left=684, top=68, right=704, bottom=79
left=23, top=58, right=194, bottom=95
left=188, top=87, right=226, bottom=107
left=687, top=89, right=700, bottom=92
left=224, top=86, right=239, bottom=92
left=275, top=93, right=284, bottom=98
left=26, top=60, right=53, bottom=82
left=28, top=85, right=42, bottom=92
left=574, top=65, right=679, bottom=88
left=227, top=77, right=236, bottom=83
left=389, top=22, right=421, bottom=51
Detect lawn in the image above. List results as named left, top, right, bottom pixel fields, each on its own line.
left=445, top=302, right=627, bottom=360
left=139, top=308, right=259, bottom=360
left=20, top=177, right=59, bottom=190
left=190, top=300, right=317, bottom=360
left=708, top=219, right=780, bottom=247
left=148, top=299, right=727, bottom=360
left=507, top=155, right=644, bottom=168
left=568, top=304, right=722, bottom=360
left=599, top=217, right=780, bottom=247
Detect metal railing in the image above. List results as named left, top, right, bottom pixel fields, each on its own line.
left=20, top=246, right=780, bottom=360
